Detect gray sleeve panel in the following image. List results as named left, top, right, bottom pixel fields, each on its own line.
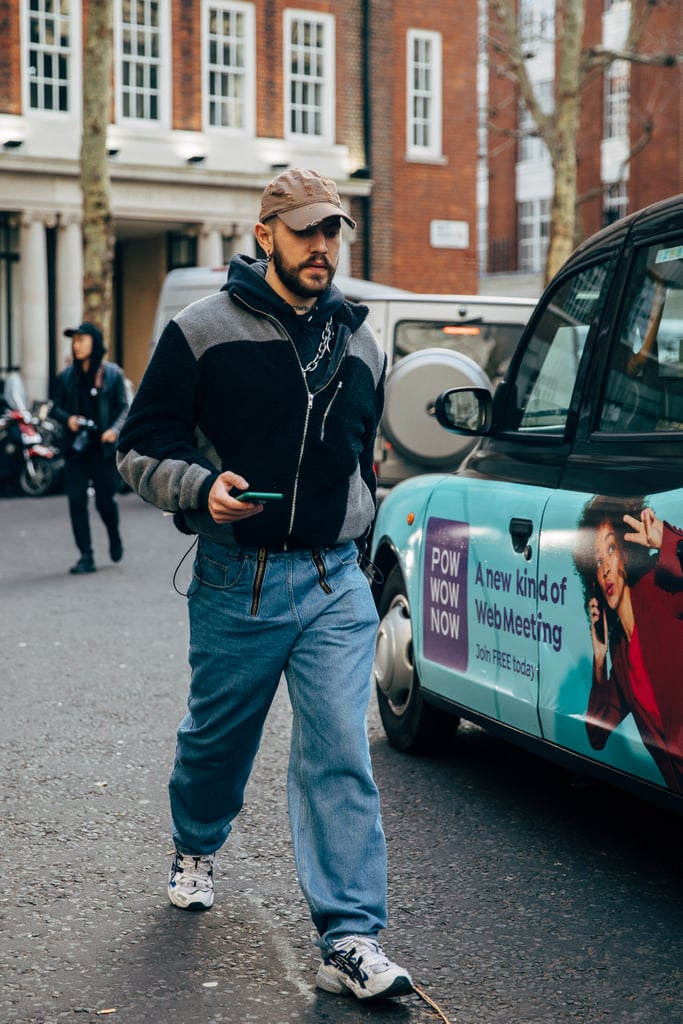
left=117, top=448, right=214, bottom=512
left=175, top=294, right=382, bottom=384
left=337, top=463, right=376, bottom=543
left=346, top=322, right=385, bottom=385
left=175, top=293, right=283, bottom=358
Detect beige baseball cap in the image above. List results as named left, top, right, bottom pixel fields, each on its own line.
left=259, top=167, right=356, bottom=230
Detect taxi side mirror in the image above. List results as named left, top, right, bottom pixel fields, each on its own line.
left=434, top=386, right=493, bottom=435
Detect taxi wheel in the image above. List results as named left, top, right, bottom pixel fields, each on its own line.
left=373, top=566, right=458, bottom=753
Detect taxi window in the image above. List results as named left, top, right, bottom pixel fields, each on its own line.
left=502, top=263, right=609, bottom=434
left=394, top=320, right=526, bottom=389
left=600, top=241, right=683, bottom=433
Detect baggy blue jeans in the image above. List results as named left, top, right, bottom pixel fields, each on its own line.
left=168, top=538, right=388, bottom=952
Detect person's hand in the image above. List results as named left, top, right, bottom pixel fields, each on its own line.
left=101, top=428, right=117, bottom=444
left=208, top=471, right=264, bottom=524
left=588, top=595, right=608, bottom=665
left=626, top=350, right=647, bottom=377
left=623, top=508, right=663, bottom=550
left=67, top=415, right=80, bottom=433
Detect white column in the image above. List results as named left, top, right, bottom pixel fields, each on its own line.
left=56, top=215, right=83, bottom=371
left=19, top=214, right=50, bottom=403
left=197, top=224, right=223, bottom=267
left=237, top=226, right=256, bottom=259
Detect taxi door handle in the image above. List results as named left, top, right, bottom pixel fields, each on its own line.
left=509, top=517, right=533, bottom=560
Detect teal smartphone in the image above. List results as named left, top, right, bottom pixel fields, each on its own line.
left=235, top=491, right=284, bottom=502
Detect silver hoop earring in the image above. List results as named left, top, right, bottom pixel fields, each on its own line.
left=265, top=252, right=272, bottom=262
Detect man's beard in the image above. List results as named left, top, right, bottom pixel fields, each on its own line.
left=271, top=248, right=336, bottom=299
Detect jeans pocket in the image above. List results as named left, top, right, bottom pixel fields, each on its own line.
left=324, top=542, right=361, bottom=573
left=316, top=543, right=363, bottom=594
left=193, top=545, right=247, bottom=591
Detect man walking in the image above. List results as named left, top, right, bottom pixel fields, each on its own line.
left=117, top=168, right=412, bottom=1001
left=53, top=322, right=128, bottom=574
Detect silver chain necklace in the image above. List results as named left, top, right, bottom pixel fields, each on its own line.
left=302, top=317, right=334, bottom=374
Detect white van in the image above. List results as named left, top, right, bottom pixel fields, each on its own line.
left=150, top=267, right=537, bottom=491
left=150, top=266, right=412, bottom=347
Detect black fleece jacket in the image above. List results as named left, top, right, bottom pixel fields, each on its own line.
left=53, top=361, right=129, bottom=458
left=117, top=256, right=386, bottom=551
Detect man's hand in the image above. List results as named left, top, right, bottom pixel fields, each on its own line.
left=208, top=471, right=264, bottom=524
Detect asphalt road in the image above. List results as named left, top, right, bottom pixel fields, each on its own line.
left=2, top=492, right=682, bottom=1024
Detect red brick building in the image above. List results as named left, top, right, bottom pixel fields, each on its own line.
left=484, top=0, right=683, bottom=296
left=0, top=0, right=479, bottom=398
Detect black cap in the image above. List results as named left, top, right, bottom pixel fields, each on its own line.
left=64, top=321, right=104, bottom=348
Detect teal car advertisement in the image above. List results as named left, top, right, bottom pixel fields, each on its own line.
left=372, top=195, right=683, bottom=811
left=418, top=486, right=683, bottom=796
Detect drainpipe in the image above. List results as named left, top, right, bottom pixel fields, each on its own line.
left=361, top=0, right=371, bottom=279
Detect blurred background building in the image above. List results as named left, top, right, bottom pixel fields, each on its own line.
left=483, top=0, right=683, bottom=296
left=0, top=0, right=681, bottom=400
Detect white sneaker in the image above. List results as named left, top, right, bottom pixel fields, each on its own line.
left=167, top=851, right=215, bottom=910
left=316, top=935, right=413, bottom=1000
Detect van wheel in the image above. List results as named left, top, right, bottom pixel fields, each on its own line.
left=373, top=566, right=458, bottom=753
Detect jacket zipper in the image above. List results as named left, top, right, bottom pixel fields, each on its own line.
left=231, top=296, right=306, bottom=543
left=289, top=368, right=346, bottom=541
left=288, top=391, right=313, bottom=541
left=231, top=292, right=352, bottom=548
left=320, top=381, right=343, bottom=441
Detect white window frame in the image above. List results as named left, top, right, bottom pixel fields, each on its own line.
left=603, top=180, right=628, bottom=225
left=519, top=80, right=553, bottom=163
left=21, top=0, right=80, bottom=117
left=519, top=0, right=555, bottom=53
left=284, top=9, right=335, bottom=144
left=203, top=0, right=255, bottom=134
left=406, top=29, right=442, bottom=160
left=603, top=0, right=629, bottom=12
left=604, top=59, right=629, bottom=141
left=518, top=101, right=540, bottom=164
left=114, top=0, right=171, bottom=128
left=518, top=197, right=551, bottom=273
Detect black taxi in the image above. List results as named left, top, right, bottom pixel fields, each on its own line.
left=370, top=193, right=683, bottom=815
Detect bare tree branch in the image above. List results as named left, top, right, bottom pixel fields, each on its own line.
left=583, top=46, right=681, bottom=68
left=576, top=119, right=653, bottom=207
left=485, top=0, right=681, bottom=282
left=488, top=0, right=554, bottom=142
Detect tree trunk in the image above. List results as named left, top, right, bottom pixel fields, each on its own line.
left=544, top=0, right=584, bottom=280
left=81, top=1, right=114, bottom=344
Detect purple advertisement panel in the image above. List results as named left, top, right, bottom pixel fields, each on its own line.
left=423, top=517, right=469, bottom=671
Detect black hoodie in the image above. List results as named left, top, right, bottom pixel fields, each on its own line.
left=226, top=256, right=345, bottom=391
left=52, top=340, right=129, bottom=456
left=117, top=254, right=386, bottom=551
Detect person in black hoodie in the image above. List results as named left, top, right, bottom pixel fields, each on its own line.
left=117, top=169, right=413, bottom=1001
left=52, top=322, right=128, bottom=574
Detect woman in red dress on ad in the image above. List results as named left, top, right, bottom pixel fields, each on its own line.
left=574, top=495, right=683, bottom=793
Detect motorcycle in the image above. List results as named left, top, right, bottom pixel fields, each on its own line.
left=0, top=373, right=64, bottom=496
left=31, top=397, right=66, bottom=453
